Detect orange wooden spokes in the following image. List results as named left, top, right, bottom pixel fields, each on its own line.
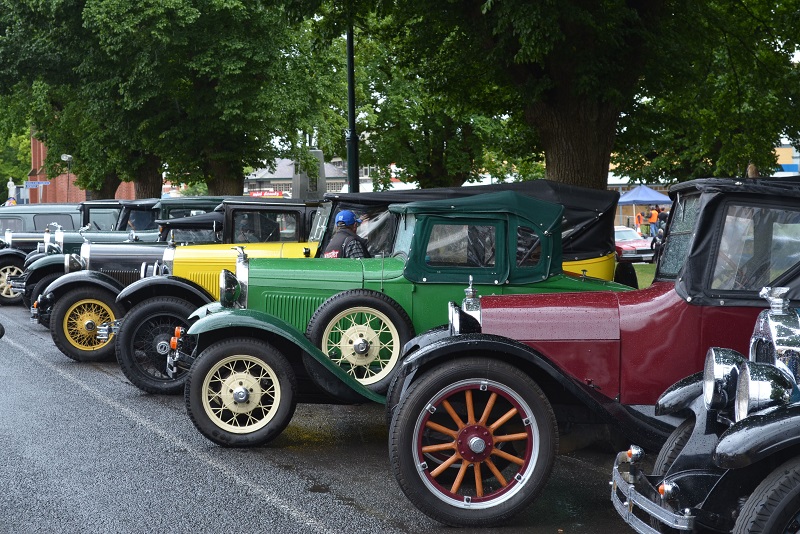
left=425, top=420, right=459, bottom=439
left=489, top=407, right=518, bottom=431
left=450, top=461, right=470, bottom=493
left=485, top=458, right=509, bottom=487
left=431, top=453, right=460, bottom=478
left=466, top=389, right=476, bottom=424
left=494, top=432, right=528, bottom=443
left=442, top=399, right=465, bottom=428
left=421, top=441, right=456, bottom=454
left=473, top=462, right=484, bottom=497
left=492, top=447, right=525, bottom=466
left=479, top=392, right=497, bottom=425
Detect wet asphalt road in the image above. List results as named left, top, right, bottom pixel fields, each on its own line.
left=0, top=304, right=630, bottom=533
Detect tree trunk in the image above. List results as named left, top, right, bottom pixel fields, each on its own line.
left=206, top=159, right=245, bottom=196
left=87, top=172, right=122, bottom=200
left=133, top=154, right=163, bottom=199
left=525, top=98, right=620, bottom=191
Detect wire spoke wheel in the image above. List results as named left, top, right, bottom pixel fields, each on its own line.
left=0, top=263, right=23, bottom=301
left=132, top=315, right=194, bottom=380
left=64, top=298, right=115, bottom=350
left=322, top=306, right=400, bottom=384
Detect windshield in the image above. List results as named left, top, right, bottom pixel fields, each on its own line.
left=85, top=207, right=121, bottom=231
left=615, top=228, right=643, bottom=241
left=309, top=203, right=331, bottom=243
left=657, top=193, right=700, bottom=280
left=392, top=214, right=416, bottom=256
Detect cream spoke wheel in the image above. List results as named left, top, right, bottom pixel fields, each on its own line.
left=201, top=354, right=281, bottom=434
left=0, top=264, right=23, bottom=299
left=321, top=306, right=400, bottom=386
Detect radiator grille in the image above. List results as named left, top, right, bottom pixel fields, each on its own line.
left=100, top=268, right=141, bottom=287
left=262, top=293, right=327, bottom=332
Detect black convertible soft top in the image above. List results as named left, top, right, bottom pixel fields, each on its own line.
left=325, top=180, right=618, bottom=261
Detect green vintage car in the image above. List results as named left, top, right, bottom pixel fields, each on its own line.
left=170, top=189, right=631, bottom=447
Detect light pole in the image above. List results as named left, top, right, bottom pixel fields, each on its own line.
left=345, top=21, right=359, bottom=193
left=60, top=154, right=72, bottom=201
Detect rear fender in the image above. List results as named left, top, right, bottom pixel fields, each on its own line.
left=186, top=307, right=384, bottom=404
left=0, top=248, right=27, bottom=263
left=117, top=275, right=215, bottom=308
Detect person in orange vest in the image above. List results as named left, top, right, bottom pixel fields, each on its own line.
left=634, top=211, right=644, bottom=234
left=648, top=206, right=659, bottom=236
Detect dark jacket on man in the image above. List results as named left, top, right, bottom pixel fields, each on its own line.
left=323, top=227, right=371, bottom=259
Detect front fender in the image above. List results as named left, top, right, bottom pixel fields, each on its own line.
left=714, top=403, right=800, bottom=469
left=187, top=307, right=384, bottom=404
left=45, top=270, right=126, bottom=300
left=0, top=248, right=27, bottom=262
left=655, top=373, right=703, bottom=416
left=117, top=275, right=215, bottom=307
left=27, top=253, right=66, bottom=273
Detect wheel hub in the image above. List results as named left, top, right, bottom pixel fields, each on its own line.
left=84, top=319, right=96, bottom=332
left=337, top=325, right=377, bottom=366
left=219, top=372, right=261, bottom=414
left=156, top=340, right=170, bottom=355
left=457, top=424, right=494, bottom=462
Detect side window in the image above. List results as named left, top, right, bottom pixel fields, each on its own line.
left=0, top=217, right=23, bottom=232
left=234, top=211, right=295, bottom=242
left=87, top=208, right=121, bottom=230
left=425, top=224, right=496, bottom=267
left=711, top=205, right=800, bottom=291
left=33, top=214, right=76, bottom=231
left=127, top=210, right=158, bottom=231
left=517, top=226, right=541, bottom=267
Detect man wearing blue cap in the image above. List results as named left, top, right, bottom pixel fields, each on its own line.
left=323, top=209, right=371, bottom=259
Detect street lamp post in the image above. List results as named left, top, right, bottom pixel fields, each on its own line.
left=345, top=22, right=359, bottom=193
left=60, top=154, right=72, bottom=202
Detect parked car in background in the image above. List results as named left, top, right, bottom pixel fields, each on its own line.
left=0, top=200, right=118, bottom=305
left=614, top=225, right=654, bottom=263
left=169, top=189, right=631, bottom=449
left=32, top=198, right=321, bottom=364
left=611, top=286, right=800, bottom=534
left=385, top=176, right=800, bottom=527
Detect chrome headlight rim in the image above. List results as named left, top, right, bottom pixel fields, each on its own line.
left=65, top=253, right=86, bottom=273
left=219, top=269, right=241, bottom=308
left=702, top=347, right=746, bottom=410
left=735, top=360, right=797, bottom=422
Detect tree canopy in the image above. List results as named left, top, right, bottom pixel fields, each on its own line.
left=0, top=0, right=798, bottom=195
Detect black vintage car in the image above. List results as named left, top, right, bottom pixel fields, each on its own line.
left=611, top=285, right=800, bottom=533
left=32, top=198, right=321, bottom=364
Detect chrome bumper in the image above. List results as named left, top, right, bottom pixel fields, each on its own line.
left=97, top=320, right=121, bottom=342
left=8, top=275, right=25, bottom=292
left=610, top=450, right=695, bottom=533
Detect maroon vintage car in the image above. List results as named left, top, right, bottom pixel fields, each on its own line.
left=386, top=176, right=800, bottom=528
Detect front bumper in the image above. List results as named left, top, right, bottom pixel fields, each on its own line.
left=617, top=253, right=654, bottom=263
left=610, top=450, right=695, bottom=533
left=96, top=320, right=121, bottom=342
left=8, top=273, right=26, bottom=293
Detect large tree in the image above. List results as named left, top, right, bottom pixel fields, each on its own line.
left=351, top=0, right=800, bottom=189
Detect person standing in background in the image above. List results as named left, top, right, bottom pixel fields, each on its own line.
left=648, top=206, right=659, bottom=236
left=323, top=210, right=371, bottom=259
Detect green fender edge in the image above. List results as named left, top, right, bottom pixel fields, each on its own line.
left=187, top=303, right=386, bottom=404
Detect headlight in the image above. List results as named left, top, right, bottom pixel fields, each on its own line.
left=448, top=302, right=481, bottom=336
left=162, top=246, right=175, bottom=274
left=735, top=360, right=797, bottom=422
left=55, top=228, right=64, bottom=249
left=65, top=253, right=86, bottom=273
left=703, top=347, right=746, bottom=410
left=219, top=269, right=241, bottom=308
left=234, top=247, right=248, bottom=307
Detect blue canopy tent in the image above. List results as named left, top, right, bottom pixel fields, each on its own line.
left=618, top=185, right=671, bottom=205
left=617, top=185, right=672, bottom=226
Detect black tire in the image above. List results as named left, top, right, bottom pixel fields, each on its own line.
left=304, top=289, right=414, bottom=396
left=0, top=257, right=24, bottom=305
left=115, top=297, right=197, bottom=395
left=733, top=456, right=800, bottom=534
left=614, top=262, right=639, bottom=289
left=29, top=273, right=61, bottom=328
left=185, top=338, right=297, bottom=447
left=389, top=357, right=558, bottom=527
left=650, top=417, right=694, bottom=533
left=50, top=287, right=122, bottom=362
